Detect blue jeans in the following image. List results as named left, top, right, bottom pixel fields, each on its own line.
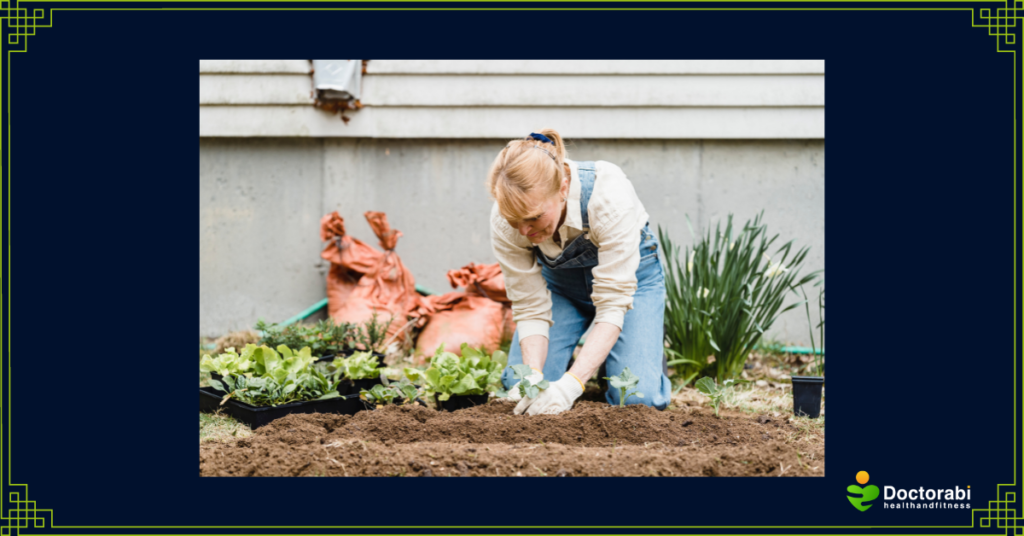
left=501, top=228, right=673, bottom=409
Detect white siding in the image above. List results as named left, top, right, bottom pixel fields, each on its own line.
left=199, top=60, right=824, bottom=138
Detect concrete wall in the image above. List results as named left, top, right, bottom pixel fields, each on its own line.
left=199, top=138, right=824, bottom=345
left=199, top=139, right=326, bottom=334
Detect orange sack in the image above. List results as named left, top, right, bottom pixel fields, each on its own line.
left=414, top=262, right=515, bottom=360
left=320, top=211, right=420, bottom=348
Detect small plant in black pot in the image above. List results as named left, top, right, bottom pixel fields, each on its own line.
left=360, top=378, right=422, bottom=408
left=405, top=343, right=506, bottom=411
left=792, top=280, right=824, bottom=418
left=333, top=350, right=385, bottom=395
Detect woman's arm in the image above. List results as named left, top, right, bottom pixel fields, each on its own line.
left=566, top=322, right=621, bottom=381
left=489, top=203, right=554, bottom=350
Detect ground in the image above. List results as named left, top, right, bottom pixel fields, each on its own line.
left=199, top=341, right=824, bottom=477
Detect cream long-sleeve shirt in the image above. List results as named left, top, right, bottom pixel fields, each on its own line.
left=490, top=159, right=651, bottom=341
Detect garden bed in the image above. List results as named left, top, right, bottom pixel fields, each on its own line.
left=199, top=401, right=824, bottom=477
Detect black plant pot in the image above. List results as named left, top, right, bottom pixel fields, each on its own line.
left=791, top=376, right=824, bottom=418
left=434, top=393, right=490, bottom=412
left=340, top=377, right=384, bottom=396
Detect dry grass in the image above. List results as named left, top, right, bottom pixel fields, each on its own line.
left=199, top=411, right=252, bottom=443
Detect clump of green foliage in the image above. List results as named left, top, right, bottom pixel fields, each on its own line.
left=604, top=367, right=644, bottom=407
left=360, top=378, right=421, bottom=406
left=333, top=351, right=382, bottom=381
left=199, top=346, right=255, bottom=377
left=695, top=376, right=735, bottom=418
left=404, top=343, right=505, bottom=401
left=205, top=344, right=343, bottom=407
left=256, top=319, right=361, bottom=357
left=360, top=311, right=394, bottom=353
left=661, top=211, right=820, bottom=383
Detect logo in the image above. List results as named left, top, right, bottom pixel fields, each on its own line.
left=847, top=471, right=880, bottom=512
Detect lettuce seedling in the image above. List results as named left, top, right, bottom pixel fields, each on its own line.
left=207, top=344, right=342, bottom=407
left=199, top=346, right=255, bottom=377
left=360, top=378, right=421, bottom=406
left=404, top=343, right=505, bottom=401
left=334, top=351, right=382, bottom=380
left=510, top=363, right=549, bottom=399
left=603, top=367, right=644, bottom=407
left=695, top=377, right=735, bottom=417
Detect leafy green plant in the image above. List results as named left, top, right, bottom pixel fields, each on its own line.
left=695, top=376, right=736, bottom=417
left=800, top=276, right=825, bottom=377
left=256, top=319, right=361, bottom=357
left=333, top=351, right=382, bottom=381
left=360, top=378, right=421, bottom=406
left=199, top=346, right=255, bottom=377
left=206, top=344, right=342, bottom=407
left=603, top=367, right=644, bottom=407
left=404, top=343, right=505, bottom=401
left=660, top=211, right=820, bottom=383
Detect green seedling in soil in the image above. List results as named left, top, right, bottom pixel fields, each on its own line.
left=509, top=363, right=550, bottom=399
left=207, top=345, right=342, bottom=407
left=695, top=376, right=736, bottom=417
left=334, top=351, right=382, bottom=381
left=404, top=343, right=505, bottom=401
left=604, top=367, right=644, bottom=407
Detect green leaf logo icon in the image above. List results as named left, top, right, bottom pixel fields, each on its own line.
left=847, top=472, right=880, bottom=512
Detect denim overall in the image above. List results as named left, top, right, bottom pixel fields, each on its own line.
left=501, top=161, right=673, bottom=409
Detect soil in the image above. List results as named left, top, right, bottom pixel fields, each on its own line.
left=200, top=401, right=824, bottom=477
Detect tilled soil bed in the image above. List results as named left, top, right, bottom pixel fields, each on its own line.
left=200, top=401, right=824, bottom=477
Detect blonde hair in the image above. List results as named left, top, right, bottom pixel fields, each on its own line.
left=487, top=128, right=568, bottom=222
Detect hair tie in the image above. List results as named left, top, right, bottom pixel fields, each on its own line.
left=529, top=132, right=555, bottom=145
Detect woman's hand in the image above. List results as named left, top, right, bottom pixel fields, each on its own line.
left=514, top=374, right=585, bottom=415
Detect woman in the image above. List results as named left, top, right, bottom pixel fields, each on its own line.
left=488, top=128, right=672, bottom=416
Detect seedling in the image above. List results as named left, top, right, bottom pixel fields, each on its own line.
left=510, top=363, right=549, bottom=399
left=256, top=318, right=361, bottom=357
left=404, top=343, right=505, bottom=401
left=334, top=351, right=382, bottom=381
left=206, top=344, right=342, bottom=407
left=695, top=377, right=735, bottom=417
left=361, top=378, right=422, bottom=406
left=603, top=367, right=644, bottom=407
left=358, top=310, right=394, bottom=353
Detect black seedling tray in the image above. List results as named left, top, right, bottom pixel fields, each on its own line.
left=199, top=386, right=368, bottom=429
left=434, top=393, right=490, bottom=412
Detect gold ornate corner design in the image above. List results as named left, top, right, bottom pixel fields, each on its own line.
left=1, top=484, right=50, bottom=535
left=974, top=484, right=1023, bottom=535
left=973, top=0, right=1022, bottom=51
left=1, top=0, right=51, bottom=52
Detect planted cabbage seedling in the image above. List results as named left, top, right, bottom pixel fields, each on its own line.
left=510, top=363, right=549, bottom=399
left=695, top=376, right=735, bottom=417
left=603, top=367, right=644, bottom=407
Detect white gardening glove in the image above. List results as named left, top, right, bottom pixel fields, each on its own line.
left=504, top=368, right=544, bottom=402
left=514, top=374, right=585, bottom=416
